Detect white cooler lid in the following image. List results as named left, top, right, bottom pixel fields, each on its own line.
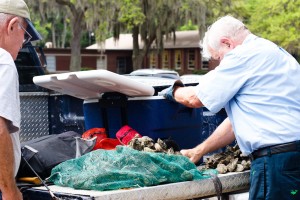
left=33, top=70, right=155, bottom=99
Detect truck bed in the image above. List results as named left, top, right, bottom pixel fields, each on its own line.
left=21, top=171, right=250, bottom=200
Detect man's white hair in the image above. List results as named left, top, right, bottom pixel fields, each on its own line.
left=0, top=13, right=9, bottom=26
left=0, top=13, right=20, bottom=28
left=202, top=15, right=249, bottom=59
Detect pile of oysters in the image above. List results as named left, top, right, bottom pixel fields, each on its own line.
left=127, top=134, right=181, bottom=155
left=202, top=144, right=251, bottom=174
left=127, top=135, right=251, bottom=174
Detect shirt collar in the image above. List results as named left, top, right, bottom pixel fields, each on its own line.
left=242, top=34, right=258, bottom=45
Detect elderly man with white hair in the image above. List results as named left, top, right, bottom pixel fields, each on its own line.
left=161, top=15, right=300, bottom=199
left=0, top=0, right=42, bottom=199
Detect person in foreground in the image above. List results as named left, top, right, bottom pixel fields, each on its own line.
left=0, top=0, right=42, bottom=199
left=161, top=15, right=300, bottom=199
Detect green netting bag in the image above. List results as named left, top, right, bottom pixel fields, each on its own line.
left=48, top=146, right=215, bottom=191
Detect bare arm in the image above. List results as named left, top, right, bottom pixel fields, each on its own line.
left=172, top=85, right=235, bottom=163
left=181, top=117, right=235, bottom=163
left=0, top=117, right=22, bottom=200
left=173, top=86, right=204, bottom=108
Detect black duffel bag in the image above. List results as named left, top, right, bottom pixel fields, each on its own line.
left=17, top=131, right=95, bottom=179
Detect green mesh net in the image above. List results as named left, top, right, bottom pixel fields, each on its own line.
left=48, top=146, right=215, bottom=191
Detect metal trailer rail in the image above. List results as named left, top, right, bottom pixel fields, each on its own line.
left=22, top=171, right=250, bottom=200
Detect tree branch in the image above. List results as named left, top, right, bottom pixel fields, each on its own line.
left=55, top=0, right=76, bottom=14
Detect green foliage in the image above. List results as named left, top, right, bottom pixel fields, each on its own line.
left=245, top=0, right=300, bottom=54
left=32, top=20, right=50, bottom=46
left=84, top=0, right=121, bottom=43
left=80, top=31, right=95, bottom=47
left=179, top=20, right=198, bottom=31
left=118, top=0, right=145, bottom=29
left=95, top=22, right=109, bottom=43
left=27, top=0, right=73, bottom=48
left=27, top=0, right=299, bottom=65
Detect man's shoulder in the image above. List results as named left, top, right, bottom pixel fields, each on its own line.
left=0, top=47, right=9, bottom=54
left=0, top=48, right=13, bottom=60
left=232, top=34, right=278, bottom=59
left=244, top=34, right=277, bottom=50
left=0, top=48, right=15, bottom=66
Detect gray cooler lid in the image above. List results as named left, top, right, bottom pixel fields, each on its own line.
left=33, top=70, right=155, bottom=99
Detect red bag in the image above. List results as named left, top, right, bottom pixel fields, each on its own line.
left=82, top=128, right=107, bottom=150
left=96, top=138, right=122, bottom=150
left=116, top=125, right=142, bottom=145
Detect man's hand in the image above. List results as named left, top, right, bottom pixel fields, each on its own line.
left=181, top=118, right=236, bottom=164
left=180, top=148, right=203, bottom=164
left=158, top=79, right=184, bottom=102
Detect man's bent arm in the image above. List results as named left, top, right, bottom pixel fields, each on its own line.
left=173, top=86, right=204, bottom=108
left=181, top=117, right=235, bottom=163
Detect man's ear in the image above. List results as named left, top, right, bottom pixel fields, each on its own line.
left=7, top=17, right=19, bottom=34
left=220, top=37, right=233, bottom=48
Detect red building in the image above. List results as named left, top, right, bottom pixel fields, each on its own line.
left=42, top=31, right=219, bottom=74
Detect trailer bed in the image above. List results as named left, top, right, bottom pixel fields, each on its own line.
left=22, top=171, right=250, bottom=200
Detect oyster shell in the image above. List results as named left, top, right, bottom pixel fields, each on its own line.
left=216, top=164, right=227, bottom=174
left=203, top=144, right=251, bottom=174
left=127, top=136, right=181, bottom=155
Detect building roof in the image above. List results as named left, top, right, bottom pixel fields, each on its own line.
left=86, top=30, right=201, bottom=50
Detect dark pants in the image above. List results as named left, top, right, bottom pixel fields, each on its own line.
left=249, top=151, right=300, bottom=200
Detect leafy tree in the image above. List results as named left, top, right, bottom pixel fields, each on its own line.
left=119, top=0, right=248, bottom=70
left=27, top=0, right=89, bottom=71
left=54, top=0, right=88, bottom=71
left=244, top=0, right=300, bottom=55
left=26, top=0, right=71, bottom=48
left=27, top=0, right=299, bottom=73
left=87, top=0, right=208, bottom=70
left=27, top=0, right=239, bottom=72
left=203, top=0, right=236, bottom=24
left=84, top=0, right=121, bottom=46
left=179, top=20, right=198, bottom=31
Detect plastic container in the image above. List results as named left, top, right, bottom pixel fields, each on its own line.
left=84, top=96, right=204, bottom=149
